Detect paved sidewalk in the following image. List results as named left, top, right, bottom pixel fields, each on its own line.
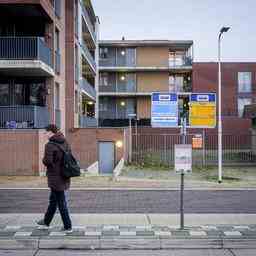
left=0, top=214, right=256, bottom=250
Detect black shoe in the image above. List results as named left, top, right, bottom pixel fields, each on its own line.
left=36, top=219, right=49, bottom=229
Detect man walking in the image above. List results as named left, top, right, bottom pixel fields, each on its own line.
left=37, top=124, right=72, bottom=233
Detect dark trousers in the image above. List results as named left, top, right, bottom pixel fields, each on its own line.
left=44, top=189, right=72, bottom=229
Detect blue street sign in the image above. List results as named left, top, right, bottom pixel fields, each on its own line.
left=151, top=93, right=178, bottom=127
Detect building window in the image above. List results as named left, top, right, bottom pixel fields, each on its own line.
left=169, top=51, right=185, bottom=67
left=55, top=28, right=61, bottom=74
left=238, top=72, right=252, bottom=93
left=55, top=83, right=60, bottom=110
left=99, top=98, right=108, bottom=111
left=100, top=48, right=108, bottom=59
left=169, top=75, right=184, bottom=92
left=238, top=98, right=252, bottom=117
left=0, top=83, right=9, bottom=106
left=75, top=90, right=78, bottom=113
left=100, top=73, right=109, bottom=86
left=54, top=0, right=61, bottom=18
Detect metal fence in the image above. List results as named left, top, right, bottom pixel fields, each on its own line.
left=0, top=37, right=52, bottom=67
left=0, top=105, right=49, bottom=129
left=131, top=133, right=256, bottom=166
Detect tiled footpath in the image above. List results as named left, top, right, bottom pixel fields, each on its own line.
left=0, top=224, right=256, bottom=250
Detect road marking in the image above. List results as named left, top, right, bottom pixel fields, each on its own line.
left=14, top=231, right=32, bottom=237
left=190, top=231, right=207, bottom=236
left=155, top=231, right=172, bottom=236
left=4, top=226, right=21, bottom=230
left=224, top=231, right=242, bottom=236
left=49, top=232, right=66, bottom=236
left=120, top=231, right=136, bottom=236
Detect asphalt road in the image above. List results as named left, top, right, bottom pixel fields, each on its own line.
left=0, top=249, right=255, bottom=256
left=0, top=189, right=255, bottom=213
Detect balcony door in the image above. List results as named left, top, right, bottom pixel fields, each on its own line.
left=0, top=79, right=46, bottom=106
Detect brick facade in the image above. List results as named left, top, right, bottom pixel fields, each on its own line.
left=0, top=130, right=47, bottom=175
left=68, top=128, right=125, bottom=169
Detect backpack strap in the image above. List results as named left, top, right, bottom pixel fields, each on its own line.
left=48, top=142, right=67, bottom=154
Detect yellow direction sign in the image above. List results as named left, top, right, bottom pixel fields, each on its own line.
left=189, top=94, right=216, bottom=128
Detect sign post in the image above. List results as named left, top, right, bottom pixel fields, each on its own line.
left=175, top=117, right=192, bottom=230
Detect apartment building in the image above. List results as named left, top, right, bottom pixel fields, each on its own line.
left=98, top=40, right=193, bottom=127
left=0, top=0, right=65, bottom=131
left=193, top=62, right=256, bottom=132
left=0, top=0, right=99, bottom=133
left=65, top=0, right=99, bottom=132
left=98, top=40, right=255, bottom=132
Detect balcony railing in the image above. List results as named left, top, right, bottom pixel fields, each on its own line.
left=55, top=109, right=61, bottom=128
left=80, top=78, right=96, bottom=100
left=79, top=115, right=97, bottom=127
left=169, top=56, right=192, bottom=67
left=0, top=105, right=49, bottom=129
left=0, top=37, right=52, bottom=68
left=80, top=40, right=96, bottom=71
left=80, top=0, right=96, bottom=43
left=55, top=51, right=61, bottom=74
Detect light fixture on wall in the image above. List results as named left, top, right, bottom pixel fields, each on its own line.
left=121, top=50, right=126, bottom=56
left=87, top=101, right=94, bottom=105
left=116, top=140, right=123, bottom=148
left=120, top=101, right=126, bottom=107
left=120, top=75, right=126, bottom=81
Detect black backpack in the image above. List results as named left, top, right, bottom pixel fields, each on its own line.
left=49, top=142, right=81, bottom=178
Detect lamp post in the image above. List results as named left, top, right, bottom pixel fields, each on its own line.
left=218, top=26, right=230, bottom=183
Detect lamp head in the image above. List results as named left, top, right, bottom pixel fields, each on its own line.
left=220, top=27, right=230, bottom=33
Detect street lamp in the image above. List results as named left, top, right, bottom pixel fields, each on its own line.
left=218, top=26, right=230, bottom=183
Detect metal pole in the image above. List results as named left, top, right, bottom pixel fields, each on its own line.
left=218, top=34, right=222, bottom=183
left=180, top=116, right=186, bottom=230
left=129, top=117, right=132, bottom=163
left=203, top=129, right=206, bottom=167
left=180, top=172, right=184, bottom=229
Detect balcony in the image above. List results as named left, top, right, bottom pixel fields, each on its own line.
left=0, top=37, right=54, bottom=76
left=169, top=56, right=193, bottom=68
left=0, top=105, right=49, bottom=129
left=80, top=0, right=96, bottom=43
left=80, top=78, right=96, bottom=100
left=80, top=40, right=96, bottom=73
left=79, top=115, right=97, bottom=127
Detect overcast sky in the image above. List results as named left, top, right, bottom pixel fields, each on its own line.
left=91, top=0, right=256, bottom=62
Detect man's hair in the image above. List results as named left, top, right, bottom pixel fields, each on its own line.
left=45, top=124, right=60, bottom=134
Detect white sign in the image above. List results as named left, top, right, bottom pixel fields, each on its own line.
left=175, top=144, right=192, bottom=174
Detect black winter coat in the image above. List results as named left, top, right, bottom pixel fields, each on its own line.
left=43, top=132, right=71, bottom=191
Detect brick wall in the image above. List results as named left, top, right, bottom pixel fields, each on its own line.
left=0, top=130, right=47, bottom=176
left=68, top=128, right=126, bottom=169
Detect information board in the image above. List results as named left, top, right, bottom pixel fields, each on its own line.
left=175, top=144, right=192, bottom=174
left=151, top=93, right=178, bottom=127
left=189, top=93, right=216, bottom=128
